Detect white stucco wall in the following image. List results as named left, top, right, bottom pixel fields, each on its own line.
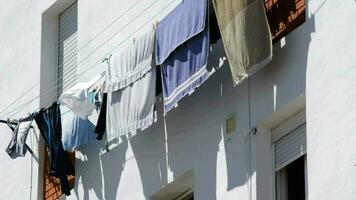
left=306, top=0, right=356, bottom=199
left=0, top=0, right=354, bottom=199
left=67, top=0, right=307, bottom=199
left=0, top=1, right=45, bottom=200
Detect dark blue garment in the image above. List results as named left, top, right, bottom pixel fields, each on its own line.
left=155, top=0, right=208, bottom=65
left=34, top=103, right=74, bottom=196
left=160, top=29, right=210, bottom=112
left=155, top=0, right=210, bottom=113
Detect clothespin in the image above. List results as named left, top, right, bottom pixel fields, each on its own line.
left=152, top=20, right=159, bottom=29
left=8, top=118, right=18, bottom=125
left=102, top=57, right=108, bottom=63
left=133, top=37, right=136, bottom=45
left=102, top=54, right=112, bottom=63
left=92, top=82, right=102, bottom=93
left=107, top=54, right=112, bottom=61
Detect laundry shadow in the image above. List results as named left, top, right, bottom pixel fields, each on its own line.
left=100, top=137, right=128, bottom=200
left=164, top=98, right=222, bottom=200
left=129, top=34, right=250, bottom=200
left=73, top=135, right=128, bottom=200
left=162, top=38, right=241, bottom=199
left=129, top=102, right=168, bottom=199
left=208, top=37, right=252, bottom=193
left=83, top=3, right=318, bottom=199
left=128, top=41, right=228, bottom=200
left=73, top=140, right=104, bottom=200
left=250, top=1, right=316, bottom=199
left=250, top=0, right=315, bottom=116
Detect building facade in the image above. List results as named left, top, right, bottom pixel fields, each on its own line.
left=0, top=0, right=355, bottom=199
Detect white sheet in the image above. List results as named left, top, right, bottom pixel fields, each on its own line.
left=104, top=29, right=156, bottom=146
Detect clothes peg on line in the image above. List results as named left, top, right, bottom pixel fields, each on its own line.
left=152, top=20, right=159, bottom=29
left=133, top=37, right=136, bottom=45
left=102, top=54, right=112, bottom=63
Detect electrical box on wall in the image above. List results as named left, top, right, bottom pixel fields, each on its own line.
left=226, top=115, right=236, bottom=134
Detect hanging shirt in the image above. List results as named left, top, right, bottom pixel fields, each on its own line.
left=212, top=0, right=272, bottom=86
left=6, top=119, right=33, bottom=159
left=103, top=29, right=156, bottom=147
left=60, top=104, right=97, bottom=152
left=59, top=72, right=105, bottom=118
left=33, top=103, right=74, bottom=196
left=155, top=0, right=211, bottom=113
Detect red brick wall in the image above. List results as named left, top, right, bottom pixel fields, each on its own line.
left=44, top=149, right=75, bottom=200
left=265, top=0, right=306, bottom=42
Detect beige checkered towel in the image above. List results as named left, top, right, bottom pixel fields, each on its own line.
left=212, top=0, right=272, bottom=85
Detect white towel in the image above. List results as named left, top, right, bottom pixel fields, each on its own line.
left=104, top=29, right=156, bottom=145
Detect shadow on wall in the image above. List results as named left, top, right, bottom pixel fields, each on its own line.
left=129, top=106, right=169, bottom=199
left=128, top=39, right=252, bottom=200
left=270, top=2, right=315, bottom=109
left=68, top=4, right=319, bottom=200
left=73, top=136, right=128, bottom=200
left=250, top=0, right=316, bottom=124
left=251, top=2, right=317, bottom=200
left=73, top=140, right=104, bottom=200
left=100, top=137, right=128, bottom=200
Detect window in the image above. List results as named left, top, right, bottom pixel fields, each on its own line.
left=276, top=156, right=307, bottom=200
left=43, top=2, right=77, bottom=199
left=272, top=111, right=308, bottom=200
left=172, top=189, right=194, bottom=200
left=151, top=171, right=194, bottom=200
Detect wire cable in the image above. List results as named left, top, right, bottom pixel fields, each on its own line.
left=0, top=0, right=143, bottom=116
left=1, top=0, right=177, bottom=119
left=0, top=0, right=168, bottom=117
left=3, top=0, right=168, bottom=118
left=246, top=77, right=254, bottom=200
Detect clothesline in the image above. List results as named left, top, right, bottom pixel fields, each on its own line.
left=0, top=119, right=16, bottom=125
left=0, top=0, right=176, bottom=119
left=0, top=0, right=143, bottom=117
left=1, top=0, right=273, bottom=196
left=0, top=0, right=178, bottom=119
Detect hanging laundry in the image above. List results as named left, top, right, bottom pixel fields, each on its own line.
left=59, top=72, right=105, bottom=119
left=5, top=119, right=33, bottom=159
left=33, top=103, right=74, bottom=196
left=209, top=11, right=222, bottom=45
left=212, top=0, right=272, bottom=86
left=88, top=89, right=101, bottom=108
left=155, top=0, right=210, bottom=113
left=95, top=93, right=107, bottom=140
left=102, top=29, right=156, bottom=146
left=60, top=104, right=97, bottom=152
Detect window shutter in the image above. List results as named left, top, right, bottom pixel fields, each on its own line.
left=275, top=123, right=306, bottom=171
left=44, top=2, right=77, bottom=199
left=57, top=2, right=78, bottom=97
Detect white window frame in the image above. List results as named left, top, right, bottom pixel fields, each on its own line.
left=150, top=170, right=194, bottom=200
